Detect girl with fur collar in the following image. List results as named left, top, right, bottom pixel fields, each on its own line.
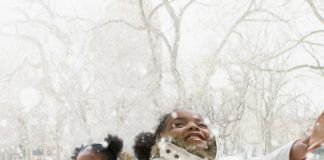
left=133, top=109, right=324, bottom=160
left=134, top=109, right=218, bottom=160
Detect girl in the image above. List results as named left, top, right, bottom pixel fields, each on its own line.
left=134, top=109, right=217, bottom=160
left=134, top=109, right=324, bottom=160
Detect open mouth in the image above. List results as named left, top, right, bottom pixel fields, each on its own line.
left=185, top=133, right=205, bottom=142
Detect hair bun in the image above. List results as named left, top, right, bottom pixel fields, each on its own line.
left=133, top=132, right=155, bottom=160
left=104, top=134, right=123, bottom=157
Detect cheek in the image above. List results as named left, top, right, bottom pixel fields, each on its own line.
left=168, top=128, right=184, bottom=138
left=202, top=129, right=210, bottom=139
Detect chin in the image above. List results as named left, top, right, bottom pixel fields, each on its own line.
left=185, top=141, right=208, bottom=149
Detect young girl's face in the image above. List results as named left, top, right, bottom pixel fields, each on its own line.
left=161, top=109, right=210, bottom=149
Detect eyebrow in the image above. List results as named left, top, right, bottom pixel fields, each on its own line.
left=173, top=117, right=203, bottom=122
left=173, top=118, right=185, bottom=121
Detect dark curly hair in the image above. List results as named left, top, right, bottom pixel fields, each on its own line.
left=133, top=112, right=172, bottom=160
left=72, top=134, right=123, bottom=160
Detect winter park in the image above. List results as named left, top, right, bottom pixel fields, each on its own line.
left=0, top=0, right=324, bottom=160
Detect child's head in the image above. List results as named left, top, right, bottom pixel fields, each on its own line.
left=134, top=109, right=217, bottom=160
left=155, top=109, right=210, bottom=149
left=72, top=135, right=123, bottom=160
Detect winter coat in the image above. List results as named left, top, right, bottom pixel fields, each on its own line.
left=151, top=141, right=207, bottom=160
left=260, top=141, right=294, bottom=160
left=134, top=132, right=295, bottom=160
left=150, top=136, right=217, bottom=160
left=152, top=141, right=295, bottom=160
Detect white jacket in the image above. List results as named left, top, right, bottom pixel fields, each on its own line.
left=262, top=143, right=323, bottom=160
left=260, top=141, right=294, bottom=160
left=152, top=141, right=295, bottom=160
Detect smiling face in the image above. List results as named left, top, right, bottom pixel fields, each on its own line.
left=161, top=109, right=210, bottom=149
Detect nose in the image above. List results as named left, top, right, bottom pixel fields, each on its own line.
left=186, top=122, right=200, bottom=131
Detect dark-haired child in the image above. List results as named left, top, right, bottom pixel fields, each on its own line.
left=72, top=134, right=130, bottom=160
left=134, top=109, right=324, bottom=160
left=134, top=109, right=217, bottom=160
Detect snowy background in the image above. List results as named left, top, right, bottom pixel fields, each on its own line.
left=0, top=0, right=323, bottom=159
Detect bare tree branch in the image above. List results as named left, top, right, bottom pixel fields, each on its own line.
left=264, top=30, right=324, bottom=62
left=160, top=0, right=196, bottom=106
left=92, top=19, right=146, bottom=31
left=306, top=0, right=324, bottom=25
left=137, top=0, right=163, bottom=110
left=260, top=64, right=324, bottom=73
left=148, top=0, right=175, bottom=21
left=203, top=0, right=256, bottom=91
left=26, top=0, right=96, bottom=25
left=179, top=0, right=195, bottom=21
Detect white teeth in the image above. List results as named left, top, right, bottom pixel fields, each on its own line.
left=187, top=136, right=202, bottom=141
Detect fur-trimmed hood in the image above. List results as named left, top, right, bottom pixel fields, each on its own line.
left=150, top=135, right=217, bottom=160
left=133, top=132, right=219, bottom=160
